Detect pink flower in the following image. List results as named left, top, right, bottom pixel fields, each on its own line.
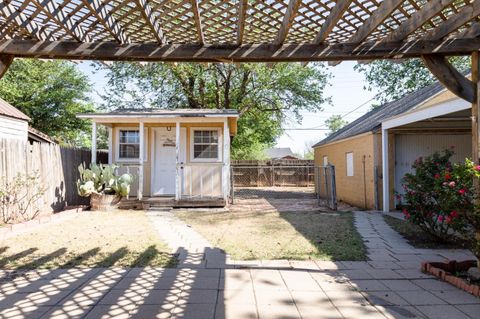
left=459, top=189, right=467, bottom=195
left=475, top=165, right=480, bottom=171
left=434, top=173, right=441, bottom=179
left=437, top=215, right=445, bottom=222
left=446, top=216, right=452, bottom=224
left=450, top=211, right=458, bottom=218
left=448, top=181, right=456, bottom=187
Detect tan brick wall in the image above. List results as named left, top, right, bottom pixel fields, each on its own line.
left=314, top=133, right=377, bottom=209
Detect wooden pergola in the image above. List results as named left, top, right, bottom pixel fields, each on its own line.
left=1, top=0, right=480, bottom=210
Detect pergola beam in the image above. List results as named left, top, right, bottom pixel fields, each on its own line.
left=236, top=0, right=248, bottom=45
left=423, top=1, right=480, bottom=41
left=189, top=0, right=204, bottom=45
left=134, top=0, right=167, bottom=44
left=0, top=1, right=51, bottom=40
left=82, top=0, right=129, bottom=44
left=422, top=54, right=474, bottom=103
left=384, top=0, right=454, bottom=42
left=349, top=0, right=404, bottom=44
left=274, top=0, right=301, bottom=45
left=0, top=54, right=13, bottom=79
left=1, top=38, right=479, bottom=62
left=31, top=0, right=91, bottom=42
left=313, top=0, right=353, bottom=44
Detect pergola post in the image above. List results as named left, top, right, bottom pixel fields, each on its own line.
left=473, top=52, right=480, bottom=192
left=222, top=119, right=230, bottom=201
left=91, top=121, right=97, bottom=165
left=175, top=122, right=181, bottom=201
left=138, top=122, right=144, bottom=200
left=107, top=126, right=113, bottom=164
left=381, top=127, right=389, bottom=212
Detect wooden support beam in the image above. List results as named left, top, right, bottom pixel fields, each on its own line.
left=236, top=0, right=248, bottom=45
left=82, top=0, right=129, bottom=44
left=422, top=54, right=474, bottom=103
left=313, top=0, right=352, bottom=44
left=384, top=0, right=454, bottom=42
left=348, top=0, right=404, bottom=44
left=423, top=1, right=480, bottom=41
left=0, top=55, right=13, bottom=79
left=472, top=52, right=479, bottom=169
left=189, top=0, right=204, bottom=45
left=1, top=38, right=479, bottom=62
left=274, top=0, right=301, bottom=45
left=133, top=0, right=167, bottom=44
left=31, top=0, right=91, bottom=42
left=0, top=1, right=51, bottom=40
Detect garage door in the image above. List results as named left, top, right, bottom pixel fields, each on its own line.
left=394, top=134, right=470, bottom=199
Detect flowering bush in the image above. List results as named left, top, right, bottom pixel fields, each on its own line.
left=399, top=149, right=473, bottom=241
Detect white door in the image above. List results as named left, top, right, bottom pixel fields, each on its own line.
left=394, top=134, right=470, bottom=200
left=152, top=127, right=186, bottom=196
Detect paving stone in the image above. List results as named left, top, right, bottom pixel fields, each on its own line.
left=363, top=290, right=410, bottom=306
left=39, top=304, right=92, bottom=319
left=350, top=279, right=389, bottom=292
left=296, top=304, right=343, bottom=319
left=455, top=304, right=480, bottom=319
left=254, top=288, right=294, bottom=305
left=177, top=289, right=218, bottom=304
left=381, top=280, right=423, bottom=291
left=416, top=305, right=471, bottom=319
left=257, top=304, right=301, bottom=319
left=365, top=268, right=403, bottom=280
left=0, top=305, right=51, bottom=319
left=219, top=288, right=256, bottom=304
left=290, top=290, right=329, bottom=305
left=280, top=270, right=321, bottom=291
left=336, top=304, right=387, bottom=319
left=396, top=290, right=446, bottom=306
left=377, top=305, right=426, bottom=319
left=431, top=289, right=480, bottom=305
left=129, top=304, right=173, bottom=319
left=326, top=289, right=370, bottom=307
left=215, top=303, right=258, bottom=319
left=84, top=304, right=135, bottom=319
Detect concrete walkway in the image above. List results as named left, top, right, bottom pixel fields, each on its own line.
left=1, top=211, right=480, bottom=319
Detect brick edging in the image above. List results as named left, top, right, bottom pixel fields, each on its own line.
left=422, top=260, right=480, bottom=297
left=0, top=206, right=87, bottom=240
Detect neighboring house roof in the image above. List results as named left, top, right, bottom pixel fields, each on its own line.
left=265, top=147, right=297, bottom=159
left=28, top=127, right=56, bottom=144
left=0, top=97, right=30, bottom=121
left=78, top=108, right=239, bottom=118
left=313, top=81, right=445, bottom=148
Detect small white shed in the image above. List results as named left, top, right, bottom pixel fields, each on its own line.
left=0, top=97, right=30, bottom=140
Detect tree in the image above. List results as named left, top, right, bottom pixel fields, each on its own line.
left=98, top=62, right=331, bottom=159
left=354, top=57, right=470, bottom=103
left=0, top=59, right=95, bottom=145
left=325, top=115, right=348, bottom=135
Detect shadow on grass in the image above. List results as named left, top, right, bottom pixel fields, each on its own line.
left=0, top=245, right=177, bottom=270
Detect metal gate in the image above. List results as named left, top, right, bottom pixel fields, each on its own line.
left=314, top=165, right=337, bottom=210
left=230, top=164, right=337, bottom=210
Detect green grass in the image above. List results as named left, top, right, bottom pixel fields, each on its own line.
left=176, top=210, right=366, bottom=261
left=0, top=210, right=177, bottom=269
left=384, top=215, right=470, bottom=249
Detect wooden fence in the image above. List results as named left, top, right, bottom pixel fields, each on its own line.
left=0, top=139, right=108, bottom=216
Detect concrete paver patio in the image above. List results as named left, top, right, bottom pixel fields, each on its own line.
left=0, top=210, right=478, bottom=318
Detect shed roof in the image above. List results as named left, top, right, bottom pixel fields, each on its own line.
left=313, top=81, right=445, bottom=148
left=0, top=97, right=30, bottom=121
left=265, top=147, right=296, bottom=159
left=78, top=108, right=239, bottom=119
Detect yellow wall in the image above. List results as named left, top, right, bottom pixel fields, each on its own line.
left=109, top=121, right=232, bottom=196
left=314, top=133, right=378, bottom=209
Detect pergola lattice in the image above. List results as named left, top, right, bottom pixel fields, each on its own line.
left=1, top=0, right=480, bottom=211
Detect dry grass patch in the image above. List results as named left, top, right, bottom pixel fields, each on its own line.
left=176, top=210, right=366, bottom=261
left=0, top=210, right=176, bottom=269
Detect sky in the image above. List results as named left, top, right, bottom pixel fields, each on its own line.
left=77, top=61, right=379, bottom=155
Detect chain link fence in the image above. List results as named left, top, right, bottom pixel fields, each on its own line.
left=230, top=162, right=337, bottom=210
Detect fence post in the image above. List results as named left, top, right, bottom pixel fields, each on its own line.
left=330, top=165, right=337, bottom=211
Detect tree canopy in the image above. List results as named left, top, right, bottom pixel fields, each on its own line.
left=99, top=62, right=330, bottom=159
left=354, top=57, right=470, bottom=103
left=0, top=59, right=94, bottom=145
left=325, top=114, right=348, bottom=135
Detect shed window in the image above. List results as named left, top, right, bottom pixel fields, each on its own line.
left=119, top=130, right=140, bottom=159
left=346, top=152, right=354, bottom=176
left=323, top=156, right=328, bottom=166
left=193, top=130, right=219, bottom=160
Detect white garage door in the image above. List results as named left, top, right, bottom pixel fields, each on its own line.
left=394, top=134, right=470, bottom=199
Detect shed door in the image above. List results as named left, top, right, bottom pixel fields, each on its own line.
left=394, top=134, right=470, bottom=199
